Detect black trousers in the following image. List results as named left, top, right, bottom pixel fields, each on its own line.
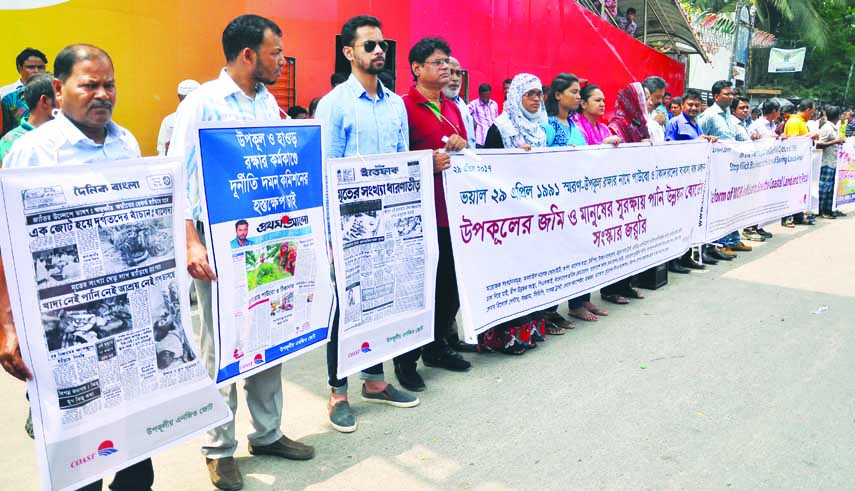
left=395, top=227, right=459, bottom=370
left=77, top=458, right=154, bottom=490
left=326, top=307, right=384, bottom=388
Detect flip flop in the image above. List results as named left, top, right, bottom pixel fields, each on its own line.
left=568, top=309, right=598, bottom=322
left=583, top=303, right=608, bottom=316
left=544, top=311, right=576, bottom=329
left=601, top=294, right=629, bottom=305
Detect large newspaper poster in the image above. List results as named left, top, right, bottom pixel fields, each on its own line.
left=833, top=138, right=855, bottom=208
left=197, top=121, right=335, bottom=385
left=444, top=142, right=708, bottom=341
left=0, top=159, right=231, bottom=491
left=328, top=151, right=437, bottom=378
left=705, top=138, right=813, bottom=241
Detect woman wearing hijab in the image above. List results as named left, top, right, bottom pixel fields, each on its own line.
left=599, top=82, right=649, bottom=305
left=480, top=73, right=552, bottom=354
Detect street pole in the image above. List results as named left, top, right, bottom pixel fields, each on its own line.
left=845, top=62, right=854, bottom=107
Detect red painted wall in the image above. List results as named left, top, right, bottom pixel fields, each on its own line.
left=271, top=0, right=684, bottom=118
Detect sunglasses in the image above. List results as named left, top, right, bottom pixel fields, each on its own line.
left=357, top=40, right=389, bottom=52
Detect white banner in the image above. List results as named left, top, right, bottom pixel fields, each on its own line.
left=444, top=142, right=709, bottom=341
left=328, top=151, right=437, bottom=378
left=768, top=47, right=806, bottom=73
left=705, top=138, right=813, bottom=240
left=196, top=121, right=335, bottom=386
left=0, top=158, right=231, bottom=491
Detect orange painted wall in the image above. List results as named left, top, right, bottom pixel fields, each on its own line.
left=0, top=0, right=682, bottom=155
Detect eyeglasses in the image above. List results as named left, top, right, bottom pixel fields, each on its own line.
left=523, top=90, right=543, bottom=99
left=357, top=40, right=389, bottom=52
left=423, top=58, right=451, bottom=67
left=449, top=69, right=463, bottom=77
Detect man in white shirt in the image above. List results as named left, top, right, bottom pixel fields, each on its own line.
left=748, top=99, right=780, bottom=139
left=443, top=57, right=476, bottom=148
left=817, top=105, right=846, bottom=218
left=167, top=15, right=313, bottom=491
left=1, top=43, right=152, bottom=491
left=156, top=79, right=199, bottom=156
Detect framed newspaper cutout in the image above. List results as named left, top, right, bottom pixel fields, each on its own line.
left=196, top=120, right=335, bottom=385
left=0, top=158, right=231, bottom=491
left=327, top=151, right=438, bottom=378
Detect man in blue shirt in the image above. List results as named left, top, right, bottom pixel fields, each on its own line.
left=229, top=219, right=255, bottom=248
left=315, top=15, right=418, bottom=435
left=664, top=89, right=709, bottom=141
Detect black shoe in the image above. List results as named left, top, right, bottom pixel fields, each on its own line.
left=668, top=260, right=690, bottom=274
left=422, top=346, right=472, bottom=372
left=700, top=252, right=719, bottom=265
left=704, top=245, right=732, bottom=261
left=834, top=210, right=847, bottom=217
left=394, top=367, right=425, bottom=392
left=819, top=213, right=836, bottom=219
left=756, top=228, right=773, bottom=238
left=679, top=256, right=706, bottom=270
left=447, top=337, right=478, bottom=353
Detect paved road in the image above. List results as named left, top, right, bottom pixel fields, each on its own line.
left=3, top=217, right=855, bottom=490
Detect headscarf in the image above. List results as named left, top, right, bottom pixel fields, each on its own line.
left=572, top=112, right=612, bottom=145
left=608, top=82, right=650, bottom=143
left=493, top=73, right=547, bottom=149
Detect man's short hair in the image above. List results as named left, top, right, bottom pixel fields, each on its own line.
left=641, top=76, right=667, bottom=95
left=761, top=100, right=780, bottom=115
left=21, top=72, right=55, bottom=109
left=330, top=72, right=348, bottom=87
left=16, top=48, right=47, bottom=69
left=670, top=96, right=682, bottom=107
left=731, top=96, right=750, bottom=111
left=54, top=44, right=113, bottom=83
left=826, top=105, right=841, bottom=121
left=797, top=99, right=815, bottom=112
left=341, top=15, right=382, bottom=48
left=286, top=105, right=307, bottom=119
left=711, top=79, right=733, bottom=97
left=682, top=89, right=703, bottom=103
left=503, top=78, right=512, bottom=85
left=478, top=83, right=491, bottom=93
left=222, top=14, right=282, bottom=63
left=781, top=103, right=795, bottom=114
left=408, top=37, right=451, bottom=80
left=235, top=219, right=249, bottom=229
left=627, top=7, right=637, bottom=15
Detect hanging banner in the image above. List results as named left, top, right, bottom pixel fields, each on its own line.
left=705, top=137, right=813, bottom=240
left=0, top=159, right=231, bottom=491
left=834, top=137, right=855, bottom=208
left=444, top=142, right=709, bottom=341
left=328, top=151, right=437, bottom=378
left=768, top=47, right=806, bottom=73
left=196, top=121, right=335, bottom=385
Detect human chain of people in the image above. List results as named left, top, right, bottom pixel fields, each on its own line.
left=0, top=10, right=851, bottom=491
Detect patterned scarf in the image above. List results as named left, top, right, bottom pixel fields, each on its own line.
left=493, top=73, right=547, bottom=148
left=608, top=82, right=650, bottom=143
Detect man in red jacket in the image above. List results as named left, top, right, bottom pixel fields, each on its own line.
left=396, top=37, right=470, bottom=392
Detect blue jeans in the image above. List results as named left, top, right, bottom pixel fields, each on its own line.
left=718, top=231, right=741, bottom=246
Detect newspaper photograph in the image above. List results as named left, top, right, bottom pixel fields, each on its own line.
left=0, top=158, right=231, bottom=491
left=196, top=121, right=335, bottom=385
left=328, top=151, right=438, bottom=378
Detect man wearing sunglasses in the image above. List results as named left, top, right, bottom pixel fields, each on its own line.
left=398, top=37, right=471, bottom=392
left=316, top=15, right=418, bottom=435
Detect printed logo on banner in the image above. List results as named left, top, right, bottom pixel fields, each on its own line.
left=360, top=342, right=372, bottom=353
left=147, top=173, right=174, bottom=190
left=254, top=353, right=264, bottom=365
left=21, top=185, right=65, bottom=210
left=97, top=440, right=118, bottom=457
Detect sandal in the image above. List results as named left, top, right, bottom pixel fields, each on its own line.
left=545, top=323, right=565, bottom=335
left=584, top=303, right=608, bottom=316
left=601, top=294, right=629, bottom=305
left=544, top=311, right=576, bottom=329
left=567, top=308, right=598, bottom=322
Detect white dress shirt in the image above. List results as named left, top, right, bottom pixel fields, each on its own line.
left=167, top=69, right=281, bottom=221
left=3, top=113, right=140, bottom=168
left=156, top=111, right=177, bottom=156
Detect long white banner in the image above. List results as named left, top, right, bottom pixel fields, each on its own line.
left=0, top=159, right=231, bottom=491
left=705, top=137, right=813, bottom=241
left=444, top=142, right=709, bottom=341
left=328, top=151, right=437, bottom=378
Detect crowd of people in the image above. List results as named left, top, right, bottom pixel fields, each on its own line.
left=0, top=12, right=849, bottom=491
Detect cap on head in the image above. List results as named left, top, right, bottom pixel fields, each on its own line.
left=177, top=79, right=200, bottom=96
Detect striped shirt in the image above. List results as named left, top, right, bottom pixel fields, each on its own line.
left=467, top=98, right=498, bottom=146
left=168, top=69, right=281, bottom=221
left=698, top=104, right=736, bottom=140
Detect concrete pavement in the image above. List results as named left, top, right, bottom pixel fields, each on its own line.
left=3, top=215, right=855, bottom=490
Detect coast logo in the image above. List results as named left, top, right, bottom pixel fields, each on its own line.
left=253, top=353, right=264, bottom=365
left=97, top=440, right=118, bottom=457
left=360, top=342, right=371, bottom=353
